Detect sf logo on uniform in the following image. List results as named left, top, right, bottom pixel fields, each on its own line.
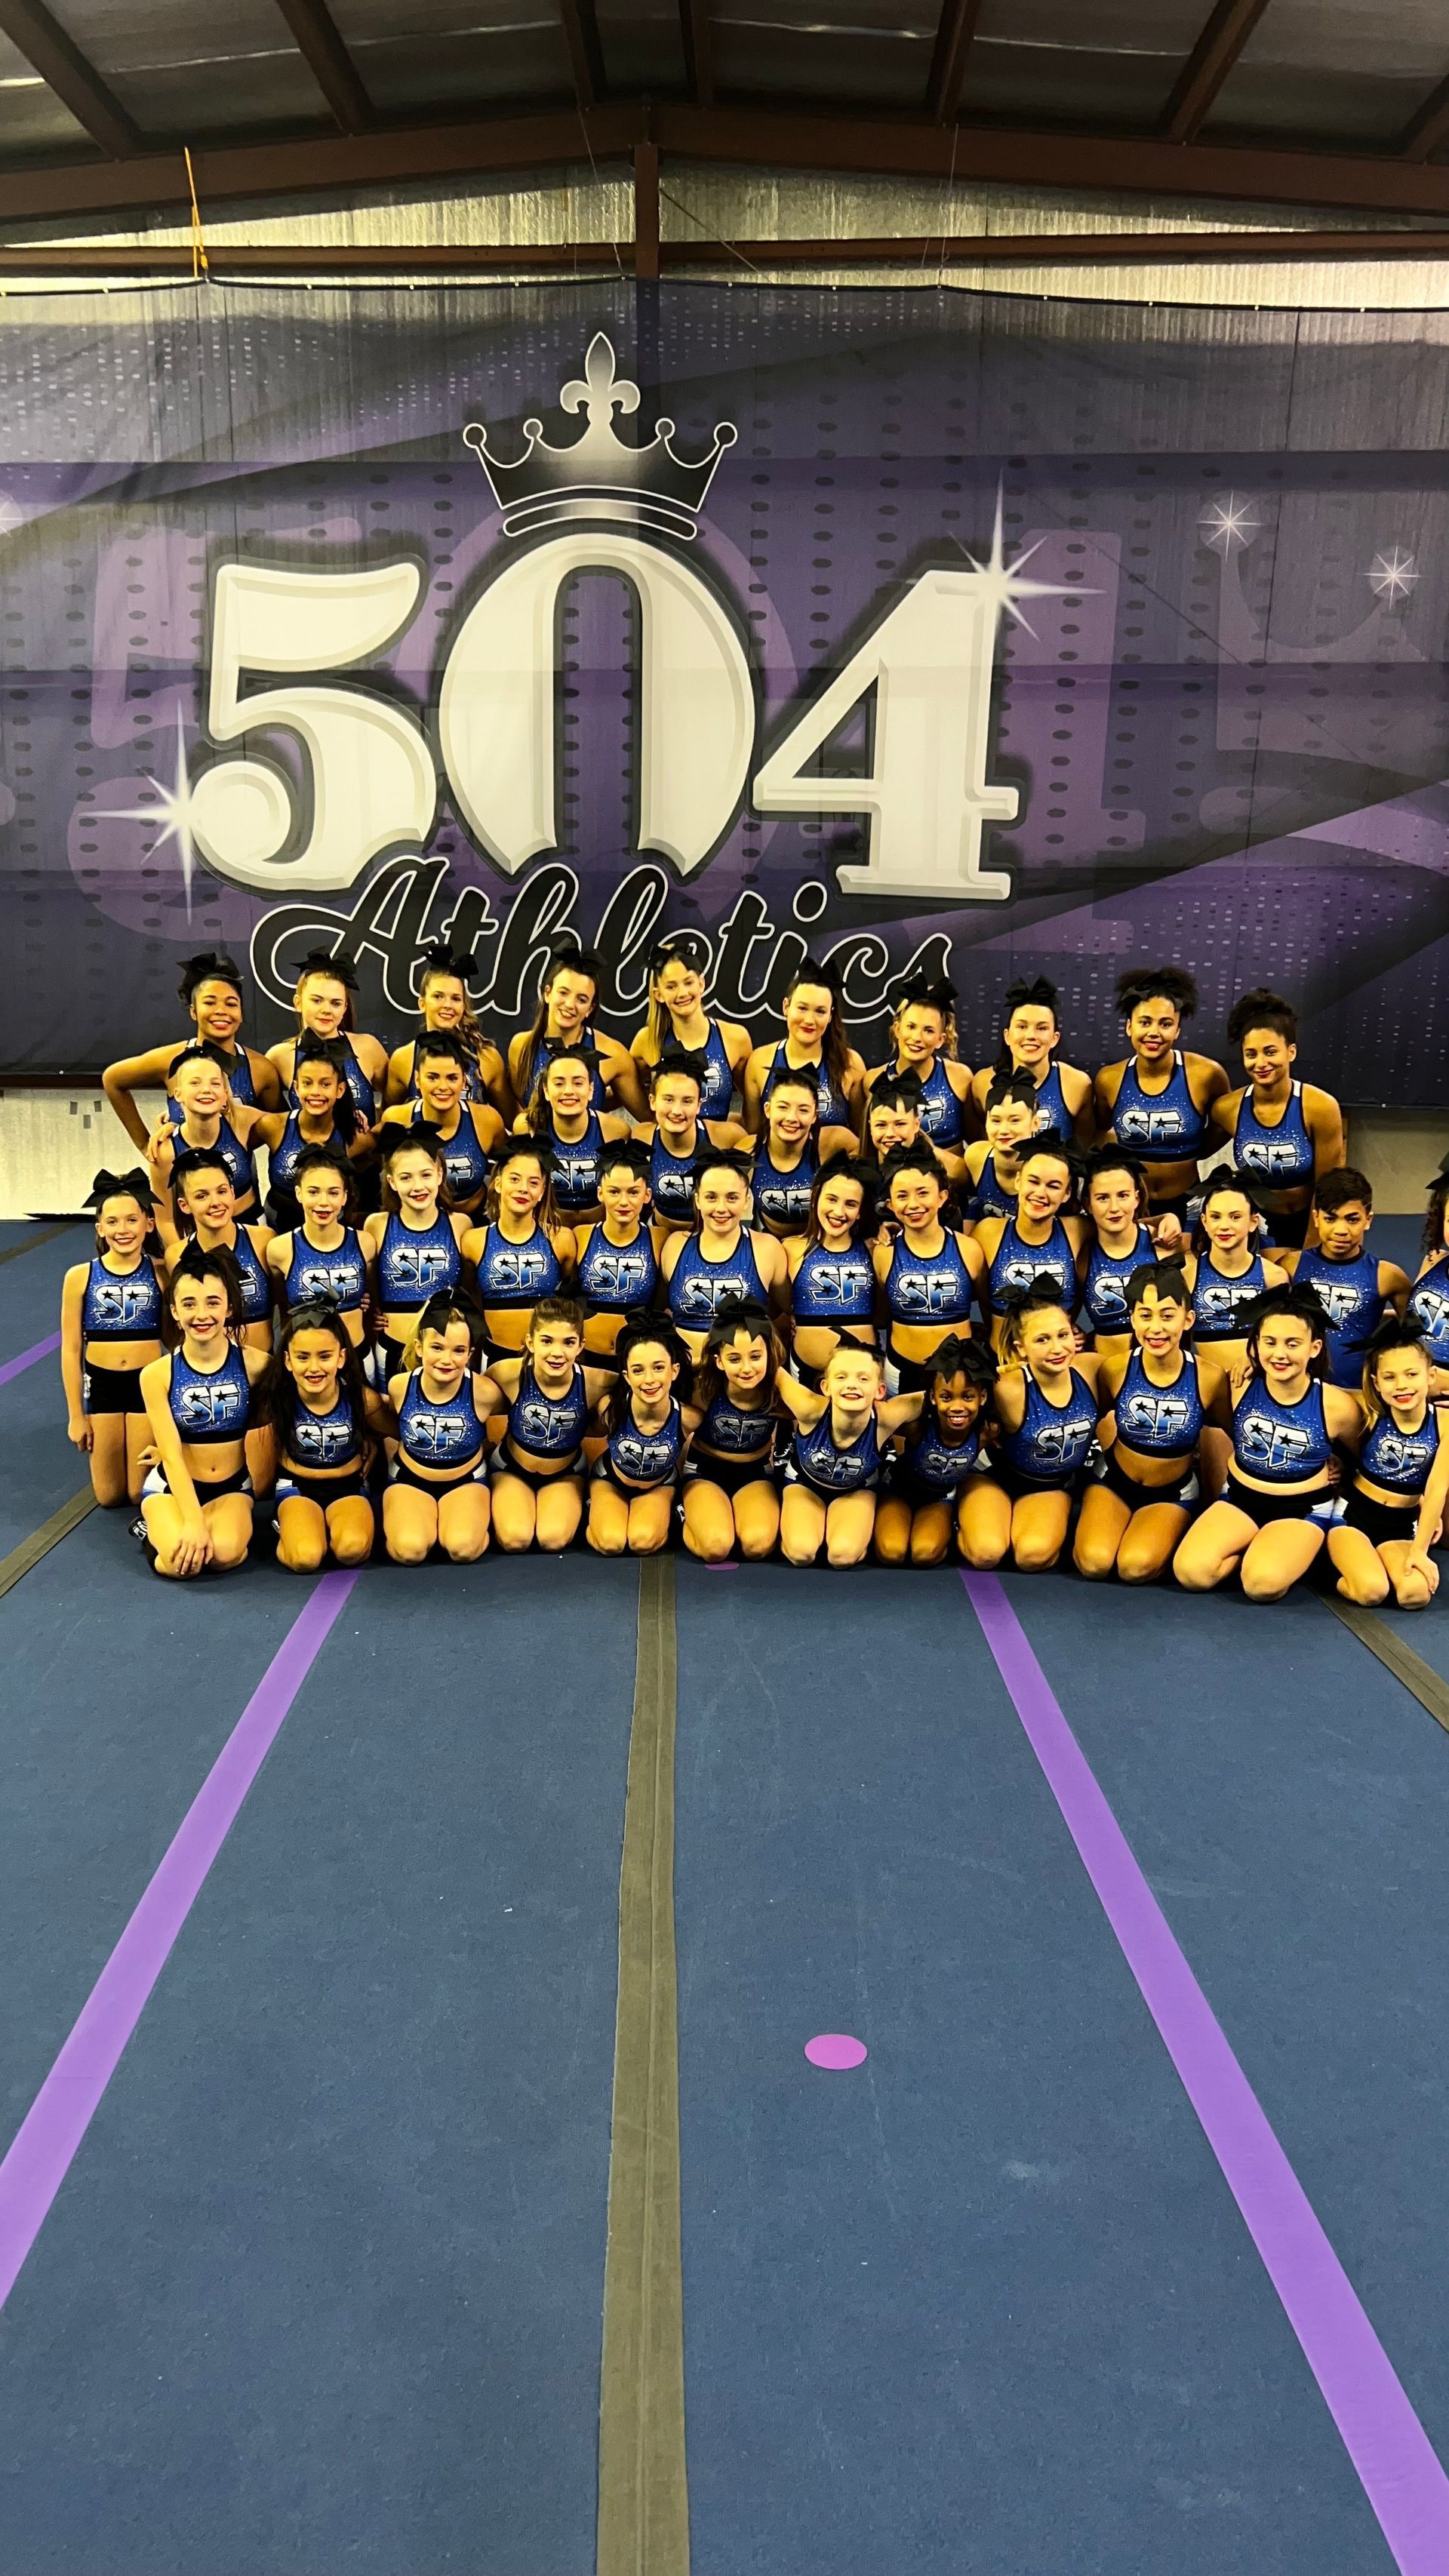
left=1121, top=1392, right=1192, bottom=1446
left=1238, top=1411, right=1312, bottom=1473
left=411, top=1408, right=468, bottom=1457
left=394, top=1245, right=454, bottom=1293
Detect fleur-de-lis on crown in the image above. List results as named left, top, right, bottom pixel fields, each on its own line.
left=558, top=335, right=641, bottom=452
left=463, top=332, right=736, bottom=543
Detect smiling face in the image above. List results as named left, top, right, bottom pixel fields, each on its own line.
left=598, top=1162, right=649, bottom=1230
left=888, top=1164, right=947, bottom=1233
left=1253, top=1310, right=1321, bottom=1385
left=189, top=977, right=242, bottom=1048
left=696, top=1170, right=749, bottom=1233
left=1241, top=1023, right=1296, bottom=1090
left=1088, top=1166, right=1142, bottom=1239
left=894, top=1003, right=946, bottom=1066
left=297, top=973, right=350, bottom=1039
left=931, top=1368, right=986, bottom=1438
left=654, top=956, right=706, bottom=1022
left=418, top=1318, right=472, bottom=1394
left=824, top=1343, right=883, bottom=1411
left=814, top=1171, right=864, bottom=1240
left=497, top=1153, right=546, bottom=1220
left=1131, top=1279, right=1191, bottom=1358
left=652, top=1069, right=702, bottom=1138
left=1316, top=1196, right=1371, bottom=1261
left=543, top=1056, right=593, bottom=1125
left=544, top=965, right=597, bottom=1039
left=296, top=1162, right=347, bottom=1230
left=783, top=982, right=834, bottom=1051
left=285, top=1324, right=345, bottom=1403
left=985, top=1094, right=1036, bottom=1155
left=420, top=971, right=466, bottom=1031
left=767, top=1079, right=817, bottom=1151
left=417, top=1051, right=466, bottom=1116
left=1374, top=1342, right=1431, bottom=1417
left=1201, top=1188, right=1255, bottom=1256
left=1127, top=994, right=1180, bottom=1061
left=387, top=1146, right=443, bottom=1217
left=294, top=1057, right=346, bottom=1120
left=868, top=1097, right=919, bottom=1155
left=718, top=1328, right=771, bottom=1396
left=176, top=1163, right=235, bottom=1234
left=624, top=1338, right=678, bottom=1408
left=1019, top=1304, right=1075, bottom=1375
left=1018, top=1152, right=1072, bottom=1223
left=96, top=1192, right=149, bottom=1257
left=171, top=1269, right=230, bottom=1350
left=527, top=1313, right=583, bottom=1383
left=171, top=1056, right=229, bottom=1121
left=1006, top=1002, right=1058, bottom=1069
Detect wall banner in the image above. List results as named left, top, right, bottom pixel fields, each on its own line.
left=2, top=281, right=1448, bottom=1097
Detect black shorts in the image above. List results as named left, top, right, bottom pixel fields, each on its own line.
left=275, top=1467, right=371, bottom=1507
left=684, top=1448, right=778, bottom=1500
left=83, top=1359, right=149, bottom=1414
left=142, top=1461, right=252, bottom=1503
left=782, top=1457, right=879, bottom=1501
left=884, top=1464, right=968, bottom=1510
left=1260, top=1205, right=1311, bottom=1251
left=1343, top=1486, right=1425, bottom=1549
left=1097, top=1445, right=1199, bottom=1511
left=389, top=1453, right=488, bottom=1494
left=1223, top=1470, right=1338, bottom=1528
left=591, top=1454, right=675, bottom=1496
left=1142, top=1189, right=1191, bottom=1223
left=979, top=1462, right=1080, bottom=1503
left=490, top=1449, right=584, bottom=1495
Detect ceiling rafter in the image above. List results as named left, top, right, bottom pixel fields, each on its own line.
left=1399, top=69, right=1449, bottom=164
left=272, top=0, right=373, bottom=136
left=557, top=0, right=605, bottom=108
left=1160, top=0, right=1272, bottom=146
left=926, top=0, right=983, bottom=128
left=678, top=0, right=713, bottom=108
left=0, top=0, right=140, bottom=158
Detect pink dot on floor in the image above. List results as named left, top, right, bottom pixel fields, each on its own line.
left=805, top=2033, right=867, bottom=2070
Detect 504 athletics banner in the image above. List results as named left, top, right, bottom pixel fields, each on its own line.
left=2, top=281, right=1448, bottom=1097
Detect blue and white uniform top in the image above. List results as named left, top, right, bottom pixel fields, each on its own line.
left=1232, top=1082, right=1315, bottom=1190
left=998, top=1365, right=1097, bottom=1485
left=474, top=1222, right=562, bottom=1309
left=1190, top=1250, right=1266, bottom=1342
left=1109, top=1054, right=1211, bottom=1162
left=397, top=1368, right=486, bottom=1471
left=411, top=1105, right=491, bottom=1204
left=376, top=1210, right=461, bottom=1313
left=267, top=1113, right=350, bottom=1200
left=543, top=1111, right=608, bottom=1214
left=579, top=1225, right=660, bottom=1316
left=227, top=1227, right=272, bottom=1324
left=1232, top=1375, right=1332, bottom=1482
left=1021, top=1062, right=1070, bottom=1137
left=790, top=1407, right=881, bottom=1494
left=167, top=1048, right=257, bottom=1113
left=1080, top=1226, right=1156, bottom=1340
left=884, top=1227, right=975, bottom=1330
left=1358, top=1405, right=1441, bottom=1498
left=660, top=1022, right=734, bottom=1120
left=168, top=1341, right=251, bottom=1445
left=1291, top=1249, right=1386, bottom=1389
left=895, top=1418, right=981, bottom=1496
left=878, top=1057, right=963, bottom=1148
left=177, top=1114, right=256, bottom=1207
left=82, top=1253, right=164, bottom=1341
left=606, top=1399, right=685, bottom=1488
left=693, top=1393, right=776, bottom=1463
left=752, top=1143, right=817, bottom=1233
left=506, top=1362, right=589, bottom=1461
left=290, top=1036, right=377, bottom=1123
left=668, top=1230, right=768, bottom=1325
left=1407, top=1257, right=1449, bottom=1363
left=285, top=1388, right=363, bottom=1474
left=648, top=1133, right=700, bottom=1225
left=284, top=1225, right=367, bottom=1316
left=792, top=1240, right=876, bottom=1326
left=986, top=1217, right=1078, bottom=1317
left=961, top=1153, right=1017, bottom=1226
left=1113, top=1349, right=1204, bottom=1461
left=761, top=1043, right=851, bottom=1132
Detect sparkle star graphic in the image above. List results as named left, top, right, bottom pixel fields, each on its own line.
left=94, top=704, right=205, bottom=917
left=1199, top=492, right=1260, bottom=556
left=956, top=483, right=1092, bottom=640
left=1368, top=547, right=1420, bottom=605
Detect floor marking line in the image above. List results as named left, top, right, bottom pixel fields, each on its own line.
left=0, top=1223, right=75, bottom=1270
left=1324, top=1596, right=1449, bottom=1738
left=597, top=1554, right=690, bottom=2576
left=0, top=1569, right=358, bottom=2315
left=0, top=1487, right=95, bottom=1600
left=0, top=1331, right=61, bottom=1389
left=961, top=1571, right=1449, bottom=2576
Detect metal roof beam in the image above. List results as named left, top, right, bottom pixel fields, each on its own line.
left=1160, top=0, right=1273, bottom=145
left=1399, top=69, right=1449, bottom=164
left=678, top=0, right=713, bottom=106
left=272, top=0, right=373, bottom=136
left=926, top=0, right=982, bottom=126
left=558, top=0, right=605, bottom=106
left=0, top=0, right=140, bottom=157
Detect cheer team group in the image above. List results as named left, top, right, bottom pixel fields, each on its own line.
left=59, top=940, right=1449, bottom=1608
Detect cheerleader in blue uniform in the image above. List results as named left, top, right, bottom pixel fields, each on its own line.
left=146, top=1042, right=267, bottom=1221
left=461, top=1137, right=577, bottom=1368
left=138, top=1245, right=269, bottom=1578
left=264, top=1145, right=369, bottom=1349
left=362, top=1128, right=472, bottom=1383
left=384, top=941, right=509, bottom=1116
left=1327, top=1320, right=1449, bottom=1608
left=662, top=1150, right=789, bottom=1361
left=103, top=949, right=281, bottom=1153
left=487, top=1297, right=617, bottom=1554
left=60, top=1168, right=165, bottom=1507
left=156, top=1146, right=274, bottom=1352
left=629, top=934, right=752, bottom=1122
left=1077, top=1148, right=1159, bottom=1365
left=632, top=1051, right=750, bottom=1232
left=743, top=960, right=865, bottom=1140
left=263, top=1301, right=389, bottom=1571
left=864, top=1069, right=928, bottom=1166
left=874, top=1334, right=996, bottom=1568
left=1073, top=1261, right=1227, bottom=1583
left=251, top=1037, right=369, bottom=1230
left=507, top=942, right=645, bottom=1119
left=777, top=1340, right=924, bottom=1568
left=968, top=977, right=1093, bottom=1143
left=1183, top=1178, right=1287, bottom=1374
left=681, top=1298, right=788, bottom=1564
left=785, top=1155, right=879, bottom=1386
left=1174, top=1284, right=1362, bottom=1601
left=1211, top=987, right=1345, bottom=1250
left=959, top=1073, right=1038, bottom=1226
left=863, top=976, right=972, bottom=1178
left=586, top=1320, right=698, bottom=1556
left=752, top=1073, right=826, bottom=1238
left=1094, top=968, right=1228, bottom=1220
left=266, top=948, right=389, bottom=1128
left=974, top=1137, right=1085, bottom=1351
left=961, top=1282, right=1103, bottom=1572
left=1276, top=1168, right=1407, bottom=1385
left=574, top=1140, right=664, bottom=1373
left=383, top=1291, right=501, bottom=1566
left=873, top=1142, right=983, bottom=1391
left=1407, top=1162, right=1449, bottom=1368
left=518, top=1043, right=629, bottom=1224
left=377, top=1031, right=503, bottom=1217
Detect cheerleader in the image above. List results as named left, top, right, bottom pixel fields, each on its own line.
left=1077, top=1148, right=1158, bottom=1363
left=632, top=1051, right=751, bottom=1231
left=250, top=1037, right=369, bottom=1230
left=958, top=1073, right=1038, bottom=1226
left=785, top=1155, right=879, bottom=1383
left=1073, top=1261, right=1226, bottom=1583
left=1183, top=1178, right=1287, bottom=1375
left=975, top=1137, right=1085, bottom=1348
left=384, top=940, right=509, bottom=1116
left=629, top=933, right=752, bottom=1122
left=574, top=1141, right=664, bottom=1371
left=519, top=1044, right=629, bottom=1223
left=378, top=1031, right=503, bottom=1217
left=1211, top=987, right=1344, bottom=1250
left=1276, top=1168, right=1407, bottom=1386
left=873, top=1143, right=983, bottom=1390
left=586, top=1321, right=698, bottom=1556
left=507, top=942, right=645, bottom=1118
left=263, top=1302, right=389, bottom=1571
left=263, top=1146, right=369, bottom=1348
left=154, top=1147, right=274, bottom=1350
left=968, top=977, right=1093, bottom=1143
left=681, top=1298, right=787, bottom=1564
left=873, top=1334, right=996, bottom=1568
left=138, top=1245, right=269, bottom=1578
left=742, top=960, right=866, bottom=1137
left=146, top=1042, right=266, bottom=1220
left=864, top=1069, right=929, bottom=1165
left=863, top=976, right=972, bottom=1174
left=1173, top=1284, right=1361, bottom=1601
left=778, top=1342, right=923, bottom=1567
left=487, top=1297, right=615, bottom=1553
left=361, top=1130, right=471, bottom=1383
left=661, top=1150, right=789, bottom=1361
left=1407, top=1162, right=1449, bottom=1366
left=102, top=949, right=281, bottom=1153
left=460, top=1138, right=577, bottom=1367
left=265, top=947, right=389, bottom=1127
left=1094, top=968, right=1228, bottom=1218
left=60, top=1168, right=165, bottom=1507
left=1327, top=1321, right=1449, bottom=1609
left=752, top=1073, right=828, bottom=1239
left=383, top=1291, right=500, bottom=1565
left=959, top=1283, right=1103, bottom=1571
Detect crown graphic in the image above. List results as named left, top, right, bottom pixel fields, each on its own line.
left=463, top=333, right=736, bottom=542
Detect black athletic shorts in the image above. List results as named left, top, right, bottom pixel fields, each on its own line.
left=83, top=1359, right=149, bottom=1414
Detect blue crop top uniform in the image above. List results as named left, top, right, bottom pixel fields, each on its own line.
left=792, top=1241, right=876, bottom=1331
left=179, top=1114, right=256, bottom=1210
left=691, top=1393, right=777, bottom=1470
left=761, top=1044, right=851, bottom=1132
left=266, top=1113, right=338, bottom=1203
left=1024, top=1062, right=1069, bottom=1137
left=81, top=1252, right=165, bottom=1410
left=1407, top=1257, right=1449, bottom=1363
left=291, top=1036, right=376, bottom=1123
left=998, top=1366, right=1097, bottom=1490
left=668, top=1229, right=768, bottom=1328
left=1114, top=1349, right=1204, bottom=1461
left=168, top=1341, right=252, bottom=1447
left=985, top=1217, right=1078, bottom=1318
left=277, top=1388, right=367, bottom=1500
left=1348, top=1405, right=1445, bottom=1544
left=394, top=1366, right=487, bottom=1487
left=413, top=1106, right=491, bottom=1205
left=787, top=1407, right=881, bottom=1497
left=500, top=1363, right=589, bottom=1478
left=1291, top=1249, right=1386, bottom=1389
left=752, top=1144, right=817, bottom=1233
left=661, top=1021, right=735, bottom=1119
left=284, top=1225, right=367, bottom=1317
left=1109, top=1054, right=1211, bottom=1163
left=891, top=1417, right=981, bottom=1503
left=474, top=1223, right=563, bottom=1313
left=579, top=1225, right=660, bottom=1318
left=649, top=1133, right=700, bottom=1226
left=1081, top=1226, right=1155, bottom=1343
left=1232, top=1082, right=1315, bottom=1193
left=962, top=1153, right=1017, bottom=1226
left=884, top=1229, right=975, bottom=1337
left=1189, top=1251, right=1266, bottom=1343
left=598, top=1399, right=686, bottom=1492
left=545, top=1112, right=607, bottom=1214
left=223, top=1226, right=273, bottom=1326
left=1227, top=1374, right=1336, bottom=1525
left=377, top=1210, right=462, bottom=1316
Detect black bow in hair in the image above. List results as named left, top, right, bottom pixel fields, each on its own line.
left=87, top=1165, right=155, bottom=1211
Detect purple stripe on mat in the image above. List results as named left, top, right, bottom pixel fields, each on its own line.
left=0, top=1570, right=357, bottom=2314
left=0, top=1331, right=60, bottom=1388
left=961, top=1571, right=1449, bottom=2576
